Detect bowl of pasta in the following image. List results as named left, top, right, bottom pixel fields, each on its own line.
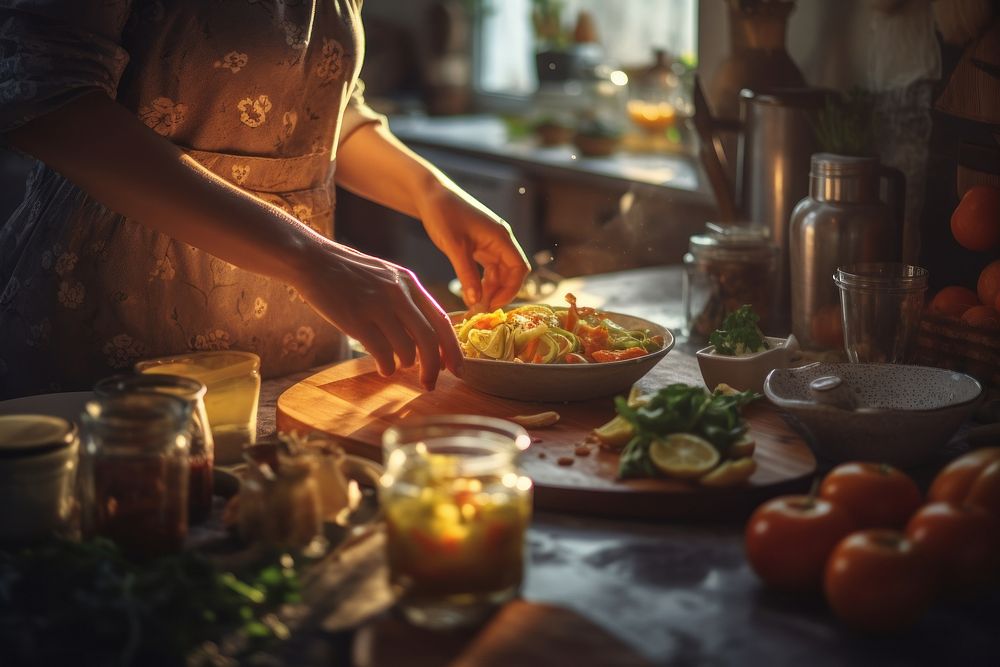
left=449, top=295, right=674, bottom=402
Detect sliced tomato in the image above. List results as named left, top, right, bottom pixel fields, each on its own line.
left=591, top=347, right=648, bottom=363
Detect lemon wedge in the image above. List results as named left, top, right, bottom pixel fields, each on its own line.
left=699, top=457, right=757, bottom=487
left=729, top=433, right=756, bottom=459
left=649, top=434, right=720, bottom=479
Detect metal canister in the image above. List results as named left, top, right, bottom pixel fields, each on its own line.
left=789, top=153, right=904, bottom=351
left=737, top=88, right=826, bottom=327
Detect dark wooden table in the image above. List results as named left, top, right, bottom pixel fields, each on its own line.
left=259, top=266, right=1000, bottom=666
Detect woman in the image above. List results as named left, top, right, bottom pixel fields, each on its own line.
left=0, top=0, right=529, bottom=398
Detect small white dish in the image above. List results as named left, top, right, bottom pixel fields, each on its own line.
left=696, top=335, right=799, bottom=394
left=764, top=362, right=983, bottom=467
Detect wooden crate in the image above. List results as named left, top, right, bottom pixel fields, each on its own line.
left=913, top=313, right=1000, bottom=388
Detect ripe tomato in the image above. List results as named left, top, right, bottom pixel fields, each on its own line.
left=905, top=502, right=1000, bottom=594
left=819, top=462, right=922, bottom=529
left=928, top=447, right=1000, bottom=509
left=824, top=530, right=933, bottom=634
left=966, top=460, right=1000, bottom=518
left=745, top=495, right=855, bottom=592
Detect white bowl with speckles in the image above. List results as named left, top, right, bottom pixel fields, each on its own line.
left=764, top=362, right=982, bottom=467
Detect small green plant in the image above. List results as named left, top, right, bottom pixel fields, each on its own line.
left=813, top=89, right=876, bottom=157
left=531, top=0, right=571, bottom=49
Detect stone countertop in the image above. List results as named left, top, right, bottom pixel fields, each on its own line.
left=259, top=266, right=1000, bottom=666
left=387, top=115, right=713, bottom=203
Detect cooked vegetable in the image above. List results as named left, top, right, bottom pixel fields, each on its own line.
left=453, top=294, right=663, bottom=364
left=510, top=411, right=561, bottom=428
left=708, top=305, right=769, bottom=356
left=613, top=384, right=758, bottom=479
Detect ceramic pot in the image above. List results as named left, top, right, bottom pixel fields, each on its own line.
left=707, top=1, right=806, bottom=122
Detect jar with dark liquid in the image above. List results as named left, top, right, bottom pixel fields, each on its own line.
left=95, top=374, right=214, bottom=523
left=82, top=393, right=191, bottom=559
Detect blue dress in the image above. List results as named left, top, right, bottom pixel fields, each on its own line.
left=0, top=0, right=386, bottom=397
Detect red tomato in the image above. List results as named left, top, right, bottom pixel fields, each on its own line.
left=906, top=502, right=1000, bottom=593
left=966, top=460, right=1000, bottom=517
left=745, top=495, right=856, bottom=592
left=928, top=447, right=1000, bottom=508
left=591, top=347, right=648, bottom=363
left=819, top=462, right=922, bottom=529
left=824, top=530, right=933, bottom=634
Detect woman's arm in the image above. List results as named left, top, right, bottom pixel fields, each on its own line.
left=6, top=91, right=461, bottom=388
left=335, top=122, right=530, bottom=312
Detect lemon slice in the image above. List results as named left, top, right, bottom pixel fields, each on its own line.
left=729, top=433, right=756, bottom=459
left=649, top=434, right=720, bottom=479
left=699, top=457, right=757, bottom=487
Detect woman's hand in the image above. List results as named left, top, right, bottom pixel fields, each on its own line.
left=416, top=185, right=531, bottom=312
left=291, top=238, right=463, bottom=390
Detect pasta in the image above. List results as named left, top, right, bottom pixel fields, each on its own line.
left=453, top=294, right=664, bottom=364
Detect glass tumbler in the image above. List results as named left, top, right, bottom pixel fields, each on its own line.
left=136, top=351, right=260, bottom=465
left=95, top=374, right=215, bottom=524
left=834, top=263, right=928, bottom=364
left=380, top=416, right=533, bottom=630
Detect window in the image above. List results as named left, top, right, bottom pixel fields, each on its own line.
left=478, top=0, right=699, bottom=96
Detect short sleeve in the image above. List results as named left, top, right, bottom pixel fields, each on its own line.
left=338, top=78, right=387, bottom=147
left=0, top=0, right=133, bottom=134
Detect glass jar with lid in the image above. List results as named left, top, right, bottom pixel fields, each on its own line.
left=682, top=223, right=779, bottom=341
left=95, top=374, right=214, bottom=525
left=0, top=415, right=80, bottom=544
left=81, top=392, right=191, bottom=559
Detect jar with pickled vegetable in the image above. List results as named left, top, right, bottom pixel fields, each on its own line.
left=683, top=224, right=778, bottom=341
left=81, top=393, right=191, bottom=559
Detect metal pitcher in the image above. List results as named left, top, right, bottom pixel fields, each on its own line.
left=736, top=88, right=827, bottom=328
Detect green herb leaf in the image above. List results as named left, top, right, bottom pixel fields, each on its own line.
left=708, top=305, right=769, bottom=356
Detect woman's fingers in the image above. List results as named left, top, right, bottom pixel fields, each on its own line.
left=450, top=249, right=483, bottom=308
left=478, top=259, right=526, bottom=311
left=376, top=312, right=418, bottom=370
left=353, top=325, right=396, bottom=377
left=413, top=283, right=463, bottom=377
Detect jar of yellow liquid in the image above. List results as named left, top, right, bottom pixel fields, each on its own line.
left=135, top=351, right=260, bottom=465
left=380, top=415, right=533, bottom=630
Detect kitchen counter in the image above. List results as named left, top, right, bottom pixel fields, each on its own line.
left=259, top=266, right=1000, bottom=666
left=388, top=115, right=713, bottom=206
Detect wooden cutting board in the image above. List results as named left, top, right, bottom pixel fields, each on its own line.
left=276, top=352, right=816, bottom=519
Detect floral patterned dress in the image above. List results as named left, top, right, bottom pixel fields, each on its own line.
left=0, top=0, right=387, bottom=398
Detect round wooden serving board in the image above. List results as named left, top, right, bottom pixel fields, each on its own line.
left=277, top=352, right=817, bottom=519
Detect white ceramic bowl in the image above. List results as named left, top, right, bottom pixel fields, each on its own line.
left=764, top=362, right=982, bottom=467
left=450, top=310, right=674, bottom=402
left=696, top=335, right=799, bottom=394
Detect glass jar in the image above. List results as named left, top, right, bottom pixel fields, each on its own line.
left=0, top=415, right=79, bottom=544
left=95, top=374, right=214, bottom=524
left=683, top=223, right=779, bottom=340
left=82, top=393, right=191, bottom=559
left=380, top=415, right=532, bottom=630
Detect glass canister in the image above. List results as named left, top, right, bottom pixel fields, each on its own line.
left=0, top=415, right=79, bottom=545
left=81, top=393, right=191, bottom=559
left=136, top=351, right=261, bottom=465
left=380, top=415, right=532, bottom=630
left=682, top=223, right=779, bottom=340
left=94, top=374, right=214, bottom=524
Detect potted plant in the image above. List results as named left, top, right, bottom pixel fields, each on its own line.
left=532, top=1, right=603, bottom=84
